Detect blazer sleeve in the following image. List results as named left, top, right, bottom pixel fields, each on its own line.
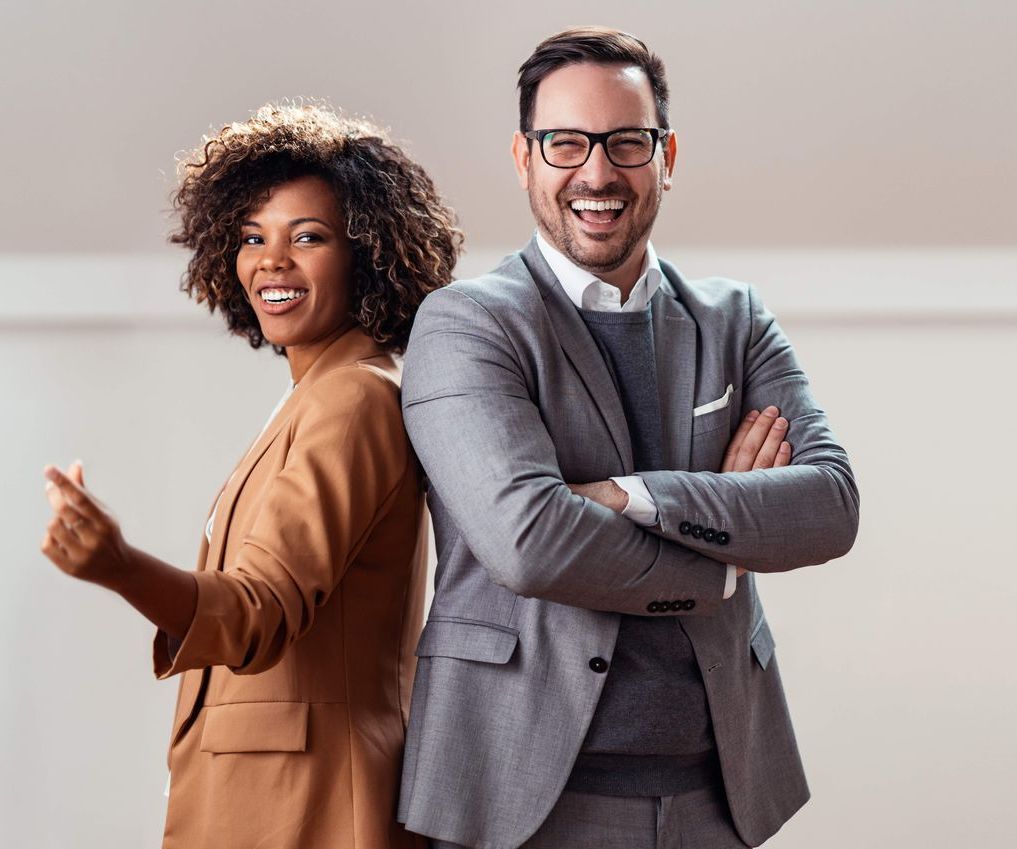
left=401, top=287, right=728, bottom=616
left=639, top=285, right=860, bottom=572
left=155, top=367, right=409, bottom=678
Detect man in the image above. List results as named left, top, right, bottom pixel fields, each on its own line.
left=398, top=27, right=858, bottom=849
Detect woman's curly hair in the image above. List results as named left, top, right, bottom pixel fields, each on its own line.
left=171, top=102, right=463, bottom=354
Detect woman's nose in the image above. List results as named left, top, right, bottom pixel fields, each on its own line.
left=257, top=244, right=292, bottom=272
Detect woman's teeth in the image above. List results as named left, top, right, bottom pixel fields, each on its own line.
left=259, top=288, right=307, bottom=303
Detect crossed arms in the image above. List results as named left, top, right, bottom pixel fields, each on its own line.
left=401, top=285, right=859, bottom=616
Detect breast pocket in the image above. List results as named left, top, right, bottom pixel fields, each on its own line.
left=691, top=385, right=741, bottom=471
left=415, top=617, right=519, bottom=664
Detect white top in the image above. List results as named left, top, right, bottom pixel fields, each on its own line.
left=534, top=233, right=737, bottom=600
left=205, top=380, right=297, bottom=544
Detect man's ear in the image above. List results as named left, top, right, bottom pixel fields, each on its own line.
left=662, top=130, right=678, bottom=191
left=511, top=131, right=531, bottom=190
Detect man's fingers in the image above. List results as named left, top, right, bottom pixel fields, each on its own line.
left=721, top=410, right=759, bottom=473
left=773, top=441, right=792, bottom=468
left=733, top=406, right=779, bottom=472
left=751, top=417, right=789, bottom=470
left=69, top=461, right=85, bottom=488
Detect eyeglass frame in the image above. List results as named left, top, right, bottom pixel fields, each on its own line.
left=523, top=127, right=671, bottom=169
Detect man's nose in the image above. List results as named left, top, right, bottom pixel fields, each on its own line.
left=574, top=141, right=619, bottom=187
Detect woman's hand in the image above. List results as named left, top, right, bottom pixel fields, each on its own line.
left=40, top=461, right=197, bottom=638
left=40, top=462, right=133, bottom=592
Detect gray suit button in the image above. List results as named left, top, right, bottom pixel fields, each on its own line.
left=671, top=599, right=684, bottom=610
left=679, top=521, right=692, bottom=535
left=658, top=601, right=672, bottom=612
left=646, top=601, right=661, bottom=613
left=716, top=531, right=731, bottom=545
left=703, top=528, right=717, bottom=542
left=682, top=600, right=696, bottom=611
left=691, top=524, right=704, bottom=539
left=589, top=657, right=609, bottom=673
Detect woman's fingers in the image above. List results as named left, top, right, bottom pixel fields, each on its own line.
left=751, top=416, right=789, bottom=470
left=721, top=410, right=759, bottom=473
left=42, top=465, right=104, bottom=524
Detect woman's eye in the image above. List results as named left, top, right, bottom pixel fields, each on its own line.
left=296, top=232, right=323, bottom=243
left=240, top=234, right=262, bottom=245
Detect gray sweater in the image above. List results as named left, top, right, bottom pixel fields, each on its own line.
left=566, top=305, right=719, bottom=797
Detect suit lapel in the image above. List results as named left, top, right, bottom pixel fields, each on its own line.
left=652, top=268, right=697, bottom=473
left=520, top=238, right=634, bottom=473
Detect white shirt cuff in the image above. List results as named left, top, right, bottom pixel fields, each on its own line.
left=610, top=475, right=659, bottom=526
left=723, top=565, right=738, bottom=600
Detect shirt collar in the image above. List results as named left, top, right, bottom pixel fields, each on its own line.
left=534, top=230, right=663, bottom=312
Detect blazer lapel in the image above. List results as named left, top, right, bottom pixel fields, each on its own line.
left=519, top=238, right=634, bottom=473
left=202, top=326, right=387, bottom=572
left=652, top=269, right=697, bottom=473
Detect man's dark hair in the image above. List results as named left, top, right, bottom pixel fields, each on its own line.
left=517, top=26, right=670, bottom=132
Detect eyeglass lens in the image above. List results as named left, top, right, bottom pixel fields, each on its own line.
left=541, top=130, right=657, bottom=167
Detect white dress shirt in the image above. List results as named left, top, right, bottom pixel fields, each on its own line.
left=535, top=232, right=738, bottom=600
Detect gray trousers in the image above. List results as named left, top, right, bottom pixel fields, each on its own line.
left=432, top=785, right=749, bottom=849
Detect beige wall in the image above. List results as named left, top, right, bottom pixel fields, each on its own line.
left=1, top=1, right=1015, bottom=253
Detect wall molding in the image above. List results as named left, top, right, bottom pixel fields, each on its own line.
left=3, top=249, right=1016, bottom=327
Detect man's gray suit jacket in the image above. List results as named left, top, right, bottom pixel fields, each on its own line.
left=397, top=238, right=859, bottom=849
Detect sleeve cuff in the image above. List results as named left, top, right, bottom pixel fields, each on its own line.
left=610, top=475, right=659, bottom=526
left=723, top=565, right=738, bottom=600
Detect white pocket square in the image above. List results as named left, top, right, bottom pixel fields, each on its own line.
left=693, top=384, right=734, bottom=417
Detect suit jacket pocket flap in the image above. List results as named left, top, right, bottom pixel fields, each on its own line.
left=750, top=618, right=776, bottom=671
left=415, top=618, right=519, bottom=664
left=200, top=701, right=309, bottom=753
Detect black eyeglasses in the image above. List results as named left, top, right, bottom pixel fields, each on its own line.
left=524, top=128, right=670, bottom=169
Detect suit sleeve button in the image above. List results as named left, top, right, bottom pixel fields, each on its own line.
left=671, top=600, right=683, bottom=609
left=703, top=528, right=717, bottom=542
left=682, top=600, right=696, bottom=611
left=679, top=521, right=692, bottom=535
left=716, top=531, right=731, bottom=545
left=691, top=524, right=704, bottom=539
left=647, top=601, right=660, bottom=613
left=658, top=601, right=672, bottom=612
left=589, top=657, right=609, bottom=673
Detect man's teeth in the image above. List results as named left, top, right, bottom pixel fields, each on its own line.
left=260, top=288, right=307, bottom=303
left=570, top=199, right=626, bottom=211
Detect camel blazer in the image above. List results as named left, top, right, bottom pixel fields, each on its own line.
left=154, top=328, right=428, bottom=849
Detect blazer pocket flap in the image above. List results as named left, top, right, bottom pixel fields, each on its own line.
left=200, top=701, right=309, bottom=753
left=750, top=618, right=776, bottom=671
left=415, top=619, right=519, bottom=664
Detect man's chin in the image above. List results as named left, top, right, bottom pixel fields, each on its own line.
left=565, top=232, right=631, bottom=273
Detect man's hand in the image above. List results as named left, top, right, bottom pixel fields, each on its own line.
left=723, top=407, right=792, bottom=575
left=722, top=406, right=791, bottom=473
left=567, top=480, right=628, bottom=514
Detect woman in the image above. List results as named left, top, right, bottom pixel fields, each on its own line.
left=40, top=103, right=461, bottom=849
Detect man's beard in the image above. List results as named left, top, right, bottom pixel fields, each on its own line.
left=529, top=177, right=663, bottom=274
